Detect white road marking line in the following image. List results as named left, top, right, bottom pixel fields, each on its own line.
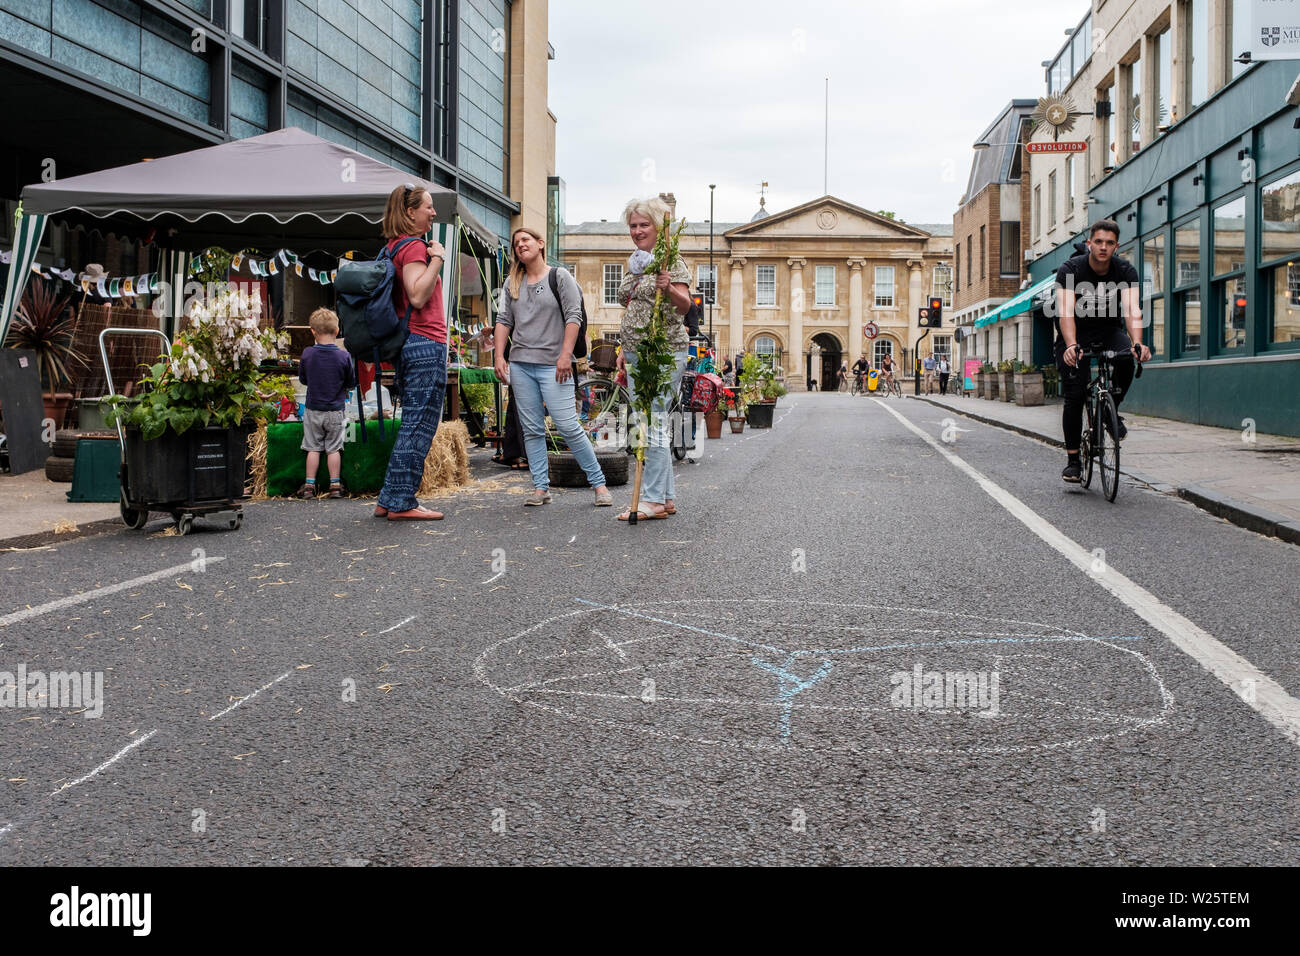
left=876, top=398, right=1300, bottom=746
left=0, top=557, right=226, bottom=628
left=377, top=615, right=417, bottom=635
left=51, top=730, right=158, bottom=796
left=482, top=571, right=505, bottom=585
left=209, top=671, right=292, bottom=721
left=0, top=823, right=13, bottom=839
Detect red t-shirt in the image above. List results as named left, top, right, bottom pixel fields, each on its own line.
left=387, top=237, right=446, bottom=343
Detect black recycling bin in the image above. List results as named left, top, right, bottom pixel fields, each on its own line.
left=120, top=424, right=253, bottom=534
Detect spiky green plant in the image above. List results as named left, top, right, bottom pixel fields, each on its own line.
left=4, top=278, right=87, bottom=394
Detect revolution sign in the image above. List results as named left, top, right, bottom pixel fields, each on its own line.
left=1026, top=142, right=1086, bottom=153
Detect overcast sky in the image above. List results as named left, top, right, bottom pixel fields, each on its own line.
left=549, top=0, right=1087, bottom=226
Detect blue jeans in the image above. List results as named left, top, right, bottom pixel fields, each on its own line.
left=377, top=336, right=447, bottom=512
left=624, top=350, right=688, bottom=505
left=510, top=361, right=607, bottom=491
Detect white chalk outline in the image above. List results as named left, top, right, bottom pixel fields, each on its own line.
left=377, top=616, right=417, bottom=635
left=0, top=557, right=226, bottom=628
left=473, top=600, right=1174, bottom=755
left=876, top=397, right=1300, bottom=747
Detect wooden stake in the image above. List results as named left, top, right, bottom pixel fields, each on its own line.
left=628, top=454, right=644, bottom=525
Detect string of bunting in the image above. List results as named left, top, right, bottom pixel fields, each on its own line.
left=229, top=249, right=338, bottom=285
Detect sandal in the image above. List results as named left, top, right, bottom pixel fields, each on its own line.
left=524, top=490, right=552, bottom=506
left=296, top=483, right=317, bottom=499
left=387, top=506, right=444, bottom=521
left=617, top=504, right=668, bottom=521
left=373, top=505, right=388, bottom=517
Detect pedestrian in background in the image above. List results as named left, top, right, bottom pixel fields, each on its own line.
left=923, top=353, right=936, bottom=394
left=938, top=354, right=951, bottom=395
left=296, top=307, right=355, bottom=499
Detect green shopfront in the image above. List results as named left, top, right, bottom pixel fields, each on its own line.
left=1030, top=59, right=1300, bottom=438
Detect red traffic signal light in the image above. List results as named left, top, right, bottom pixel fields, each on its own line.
left=691, top=293, right=704, bottom=310
left=929, top=297, right=943, bottom=311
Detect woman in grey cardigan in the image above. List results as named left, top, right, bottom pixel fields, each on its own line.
left=494, top=227, right=612, bottom=506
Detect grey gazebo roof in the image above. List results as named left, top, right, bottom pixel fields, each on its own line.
left=18, top=127, right=497, bottom=254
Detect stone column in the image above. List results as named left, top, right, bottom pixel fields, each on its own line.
left=847, top=258, right=865, bottom=365
left=728, top=257, right=746, bottom=359
left=787, top=257, right=806, bottom=388
left=1116, top=64, right=1133, bottom=165
left=1141, top=33, right=1159, bottom=147
left=908, top=258, right=924, bottom=368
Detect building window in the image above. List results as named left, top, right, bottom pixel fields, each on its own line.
left=874, top=266, right=895, bottom=307
left=603, top=264, right=623, bottom=305
left=1184, top=0, right=1209, bottom=113
left=1127, top=55, right=1143, bottom=154
left=754, top=335, right=778, bottom=367
left=1048, top=171, right=1058, bottom=229
left=965, top=237, right=972, bottom=286
left=1261, top=168, right=1300, bottom=265
left=1174, top=216, right=1201, bottom=355
left=955, top=249, right=960, bottom=291
left=979, top=226, right=987, bottom=278
left=873, top=339, right=895, bottom=365
left=563, top=263, right=577, bottom=282
left=697, top=265, right=717, bottom=303
left=1155, top=26, right=1171, bottom=130
left=230, top=0, right=266, bottom=50
left=1065, top=156, right=1076, bottom=213
left=1033, top=185, right=1042, bottom=238
left=459, top=0, right=511, bottom=190
left=1145, top=233, right=1166, bottom=356
left=1099, top=88, right=1115, bottom=170
left=756, top=265, right=776, bottom=306
left=815, top=266, right=836, bottom=306
left=1000, top=222, right=1020, bottom=276
left=1267, top=262, right=1300, bottom=344
left=932, top=335, right=951, bottom=363
left=933, top=262, right=953, bottom=308
left=1214, top=197, right=1247, bottom=351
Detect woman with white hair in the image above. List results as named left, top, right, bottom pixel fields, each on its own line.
left=615, top=196, right=692, bottom=520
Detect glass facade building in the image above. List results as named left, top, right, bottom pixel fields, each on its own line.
left=0, top=0, right=521, bottom=242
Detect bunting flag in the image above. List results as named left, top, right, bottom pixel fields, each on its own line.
left=308, top=267, right=318, bottom=282
left=95, top=278, right=108, bottom=297
left=122, top=278, right=134, bottom=296
left=230, top=252, right=243, bottom=270
left=267, top=258, right=279, bottom=277
left=1, top=213, right=48, bottom=341
left=294, top=262, right=304, bottom=277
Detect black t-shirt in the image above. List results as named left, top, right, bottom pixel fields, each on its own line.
left=1053, top=252, right=1139, bottom=337
left=852, top=358, right=869, bottom=373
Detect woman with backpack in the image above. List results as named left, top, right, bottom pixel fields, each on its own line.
left=493, top=227, right=612, bottom=507
left=373, top=183, right=449, bottom=520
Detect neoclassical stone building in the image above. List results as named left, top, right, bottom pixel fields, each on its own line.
left=562, top=195, right=954, bottom=390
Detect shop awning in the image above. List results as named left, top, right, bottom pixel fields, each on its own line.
left=974, top=275, right=1055, bottom=329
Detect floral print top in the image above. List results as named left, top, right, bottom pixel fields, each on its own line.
left=617, top=256, right=692, bottom=354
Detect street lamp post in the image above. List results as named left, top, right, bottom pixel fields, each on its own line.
left=708, top=184, right=716, bottom=345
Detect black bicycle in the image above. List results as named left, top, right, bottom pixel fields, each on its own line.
left=1076, top=347, right=1141, bottom=502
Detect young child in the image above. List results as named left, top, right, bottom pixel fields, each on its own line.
left=297, top=307, right=356, bottom=499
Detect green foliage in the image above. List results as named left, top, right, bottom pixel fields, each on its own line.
left=462, top=382, right=495, bottom=414
left=629, top=215, right=687, bottom=459
left=996, top=360, right=1014, bottom=373
left=190, top=248, right=235, bottom=285
left=1012, top=360, right=1036, bottom=373
left=738, top=352, right=776, bottom=404
left=5, top=278, right=87, bottom=392
left=103, top=288, right=293, bottom=438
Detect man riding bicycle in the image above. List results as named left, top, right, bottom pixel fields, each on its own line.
left=1055, top=219, right=1152, bottom=483
left=851, top=355, right=870, bottom=392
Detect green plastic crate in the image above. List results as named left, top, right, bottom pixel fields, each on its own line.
left=66, top=437, right=122, bottom=503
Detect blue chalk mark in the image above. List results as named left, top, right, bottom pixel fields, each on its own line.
left=752, top=654, right=834, bottom=742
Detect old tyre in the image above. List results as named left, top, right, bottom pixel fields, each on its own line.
left=547, top=448, right=629, bottom=487
left=52, top=430, right=84, bottom=458
left=44, top=455, right=76, bottom=482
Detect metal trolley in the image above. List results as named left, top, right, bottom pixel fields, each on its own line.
left=101, top=328, right=247, bottom=535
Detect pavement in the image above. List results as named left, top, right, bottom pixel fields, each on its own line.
left=911, top=389, right=1300, bottom=546
left=0, top=467, right=121, bottom=547
left=1, top=393, right=1298, bottom=866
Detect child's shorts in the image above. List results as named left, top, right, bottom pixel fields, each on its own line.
left=302, top=408, right=346, bottom=453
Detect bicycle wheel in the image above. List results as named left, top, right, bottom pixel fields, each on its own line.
left=577, top=377, right=625, bottom=422
left=1098, top=391, right=1120, bottom=502
left=1079, top=403, right=1095, bottom=489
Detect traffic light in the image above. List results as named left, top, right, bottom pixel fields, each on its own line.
left=691, top=293, right=704, bottom=312
left=1231, top=295, right=1247, bottom=329
left=929, top=296, right=944, bottom=326
left=918, top=305, right=942, bottom=328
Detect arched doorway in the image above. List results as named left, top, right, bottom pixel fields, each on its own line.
left=809, top=332, right=842, bottom=391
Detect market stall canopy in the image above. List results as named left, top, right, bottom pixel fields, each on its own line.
left=17, top=127, right=498, bottom=255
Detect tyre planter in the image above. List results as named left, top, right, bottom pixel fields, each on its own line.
left=745, top=402, right=776, bottom=428
left=547, top=448, right=628, bottom=487
left=52, top=429, right=84, bottom=459
left=44, top=455, right=75, bottom=482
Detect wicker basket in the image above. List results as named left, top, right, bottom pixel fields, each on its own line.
left=589, top=342, right=619, bottom=371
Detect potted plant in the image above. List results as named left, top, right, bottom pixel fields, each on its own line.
left=5, top=278, right=87, bottom=428
left=996, top=360, right=1015, bottom=402
left=705, top=391, right=727, bottom=439
left=1041, top=364, right=1061, bottom=399
left=1013, top=360, right=1044, bottom=406
left=104, top=289, right=293, bottom=510
left=719, top=387, right=746, bottom=433
left=980, top=362, right=998, bottom=400
left=739, top=353, right=779, bottom=428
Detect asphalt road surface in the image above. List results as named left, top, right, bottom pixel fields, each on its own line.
left=2, top=393, right=1297, bottom=865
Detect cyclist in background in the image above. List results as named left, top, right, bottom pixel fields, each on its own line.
left=879, top=352, right=896, bottom=392
left=851, top=355, right=870, bottom=392
left=1055, top=218, right=1151, bottom=483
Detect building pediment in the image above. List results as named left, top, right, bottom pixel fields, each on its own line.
left=723, top=196, right=932, bottom=240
